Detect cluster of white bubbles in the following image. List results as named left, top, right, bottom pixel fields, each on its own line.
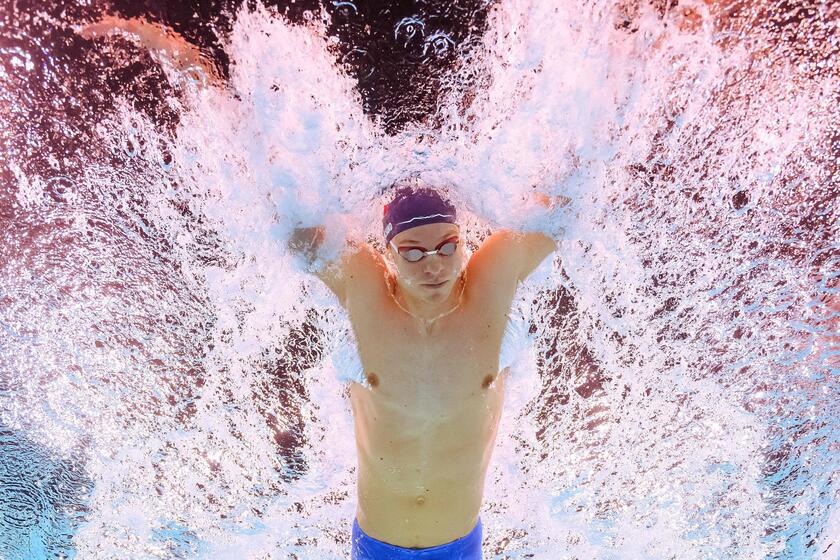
left=1, top=0, right=837, bottom=558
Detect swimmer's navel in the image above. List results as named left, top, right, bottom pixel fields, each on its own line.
left=366, top=372, right=379, bottom=387
left=415, top=488, right=430, bottom=506
left=481, top=374, right=496, bottom=389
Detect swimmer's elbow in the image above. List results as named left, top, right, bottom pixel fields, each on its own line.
left=288, top=226, right=326, bottom=264
left=289, top=226, right=351, bottom=305
left=517, top=231, right=558, bottom=282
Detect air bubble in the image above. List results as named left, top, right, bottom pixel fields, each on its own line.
left=422, top=32, right=455, bottom=59
left=330, top=1, right=358, bottom=18
left=395, top=17, right=425, bottom=48
left=124, top=136, right=138, bottom=158
left=341, top=48, right=374, bottom=82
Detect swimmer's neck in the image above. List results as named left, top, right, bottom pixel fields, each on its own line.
left=389, top=272, right=466, bottom=327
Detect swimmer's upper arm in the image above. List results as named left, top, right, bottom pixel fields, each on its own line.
left=474, top=229, right=558, bottom=284
left=288, top=227, right=378, bottom=308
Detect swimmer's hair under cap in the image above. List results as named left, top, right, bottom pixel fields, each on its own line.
left=382, top=184, right=458, bottom=245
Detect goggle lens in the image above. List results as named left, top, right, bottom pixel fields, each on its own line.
left=438, top=241, right=457, bottom=256
left=397, top=240, right=458, bottom=262
left=401, top=249, right=425, bottom=262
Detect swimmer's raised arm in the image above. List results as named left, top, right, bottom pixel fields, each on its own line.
left=77, top=15, right=220, bottom=85
left=470, top=191, right=568, bottom=284
left=288, top=225, right=375, bottom=308
left=493, top=191, right=568, bottom=281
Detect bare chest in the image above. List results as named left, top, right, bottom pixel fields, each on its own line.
left=347, top=319, right=508, bottom=493
left=346, top=295, right=510, bottom=458
left=342, top=261, right=520, bottom=542
left=354, top=302, right=505, bottom=393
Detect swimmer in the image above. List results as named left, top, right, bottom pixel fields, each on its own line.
left=75, top=16, right=567, bottom=558
left=290, top=184, right=565, bottom=558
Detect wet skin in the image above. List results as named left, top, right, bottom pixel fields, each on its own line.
left=316, top=222, right=557, bottom=547
left=72, top=17, right=560, bottom=547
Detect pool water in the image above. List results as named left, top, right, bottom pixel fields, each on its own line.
left=0, top=1, right=837, bottom=558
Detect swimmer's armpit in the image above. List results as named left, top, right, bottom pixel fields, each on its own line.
left=75, top=15, right=221, bottom=85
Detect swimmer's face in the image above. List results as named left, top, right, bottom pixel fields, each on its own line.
left=388, top=222, right=466, bottom=303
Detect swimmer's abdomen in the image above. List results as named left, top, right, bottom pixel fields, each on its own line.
left=349, top=373, right=504, bottom=546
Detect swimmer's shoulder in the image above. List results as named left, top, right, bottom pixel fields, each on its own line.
left=315, top=241, right=387, bottom=308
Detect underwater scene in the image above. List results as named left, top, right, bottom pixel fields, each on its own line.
left=0, top=0, right=838, bottom=558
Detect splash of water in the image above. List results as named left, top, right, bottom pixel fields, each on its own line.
left=1, top=1, right=837, bottom=558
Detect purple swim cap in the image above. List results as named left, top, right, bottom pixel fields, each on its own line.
left=383, top=186, right=458, bottom=245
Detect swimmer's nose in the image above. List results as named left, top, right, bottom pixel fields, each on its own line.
left=422, top=257, right=445, bottom=276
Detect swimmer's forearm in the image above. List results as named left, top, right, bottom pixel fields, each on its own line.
left=78, top=16, right=218, bottom=82
left=288, top=226, right=326, bottom=265
left=532, top=191, right=571, bottom=209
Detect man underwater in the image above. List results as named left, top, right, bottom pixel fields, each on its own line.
left=78, top=16, right=565, bottom=558
left=290, top=184, right=561, bottom=558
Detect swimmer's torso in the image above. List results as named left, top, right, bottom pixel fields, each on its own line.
left=344, top=246, right=520, bottom=548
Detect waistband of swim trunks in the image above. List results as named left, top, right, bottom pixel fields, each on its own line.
left=351, top=517, right=482, bottom=559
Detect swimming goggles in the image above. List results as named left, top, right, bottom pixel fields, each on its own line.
left=390, top=236, right=459, bottom=263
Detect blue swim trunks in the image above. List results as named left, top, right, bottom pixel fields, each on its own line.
left=351, top=517, right=483, bottom=559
